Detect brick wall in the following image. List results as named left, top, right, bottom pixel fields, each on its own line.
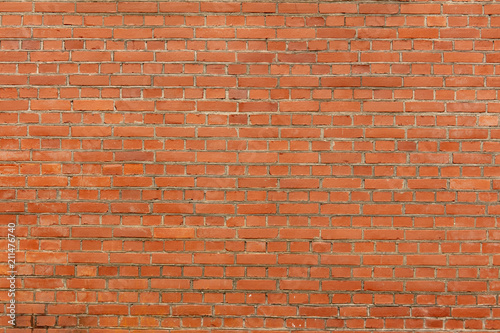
left=2, top=1, right=500, bottom=331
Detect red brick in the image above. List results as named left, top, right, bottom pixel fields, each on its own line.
left=76, top=3, right=116, bottom=12
left=242, top=3, right=276, bottom=13
left=401, top=4, right=441, bottom=14
left=399, top=28, right=439, bottom=39
left=35, top=2, right=74, bottom=12
left=359, top=4, right=399, bottom=14
left=160, top=2, right=199, bottom=12
left=237, top=280, right=276, bottom=290
left=407, top=282, right=446, bottom=293
left=0, top=2, right=32, bottom=12
left=117, top=2, right=158, bottom=13
left=201, top=2, right=240, bottom=12
left=172, top=305, right=211, bottom=316
left=365, top=281, right=403, bottom=292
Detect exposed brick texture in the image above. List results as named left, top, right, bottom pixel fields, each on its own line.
left=1, top=1, right=500, bottom=331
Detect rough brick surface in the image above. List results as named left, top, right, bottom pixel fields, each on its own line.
left=1, top=1, right=500, bottom=331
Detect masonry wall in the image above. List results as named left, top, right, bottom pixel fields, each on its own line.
left=1, top=1, right=500, bottom=331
